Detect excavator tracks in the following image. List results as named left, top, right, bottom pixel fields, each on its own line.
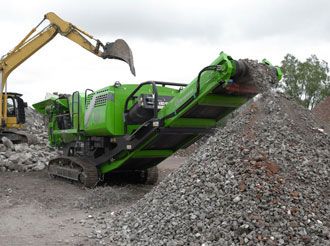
left=48, top=156, right=99, bottom=188
left=0, top=130, right=38, bottom=144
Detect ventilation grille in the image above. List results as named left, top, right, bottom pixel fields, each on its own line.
left=86, top=88, right=110, bottom=108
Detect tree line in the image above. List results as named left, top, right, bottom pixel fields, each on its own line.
left=280, top=54, right=330, bottom=109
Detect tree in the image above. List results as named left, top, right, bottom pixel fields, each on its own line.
left=280, top=54, right=330, bottom=109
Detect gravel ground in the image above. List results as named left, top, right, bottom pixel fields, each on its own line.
left=0, top=157, right=183, bottom=245
left=89, top=66, right=329, bottom=245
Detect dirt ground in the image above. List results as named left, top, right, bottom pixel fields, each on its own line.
left=0, top=157, right=186, bottom=245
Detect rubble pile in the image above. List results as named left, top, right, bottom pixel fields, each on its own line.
left=24, top=106, right=46, bottom=135
left=91, top=90, right=329, bottom=244
left=0, top=107, right=59, bottom=172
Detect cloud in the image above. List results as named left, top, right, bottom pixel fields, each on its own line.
left=1, top=0, right=330, bottom=43
left=233, top=0, right=330, bottom=41
left=46, top=0, right=330, bottom=43
left=51, top=0, right=225, bottom=41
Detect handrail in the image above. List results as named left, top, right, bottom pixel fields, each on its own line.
left=124, top=81, right=158, bottom=118
left=196, top=65, right=222, bottom=96
left=123, top=81, right=186, bottom=133
left=124, top=81, right=187, bottom=115
left=84, top=88, right=94, bottom=107
left=71, top=91, right=80, bottom=131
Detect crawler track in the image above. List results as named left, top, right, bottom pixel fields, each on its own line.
left=48, top=156, right=99, bottom=188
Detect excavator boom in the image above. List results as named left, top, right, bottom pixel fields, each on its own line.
left=0, top=12, right=135, bottom=135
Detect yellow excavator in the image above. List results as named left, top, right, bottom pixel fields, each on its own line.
left=0, top=12, right=135, bottom=143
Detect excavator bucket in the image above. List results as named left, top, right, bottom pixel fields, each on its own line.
left=102, top=39, right=136, bottom=76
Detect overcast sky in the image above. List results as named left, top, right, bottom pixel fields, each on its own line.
left=1, top=0, right=330, bottom=104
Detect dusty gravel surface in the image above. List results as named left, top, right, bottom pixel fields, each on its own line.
left=0, top=157, right=185, bottom=245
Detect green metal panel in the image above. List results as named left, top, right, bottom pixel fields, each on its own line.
left=99, top=131, right=160, bottom=173
left=84, top=86, right=114, bottom=135
left=132, top=150, right=173, bottom=158
left=169, top=118, right=216, bottom=128
left=33, top=97, right=67, bottom=114
left=199, top=94, right=247, bottom=107
left=53, top=129, right=78, bottom=143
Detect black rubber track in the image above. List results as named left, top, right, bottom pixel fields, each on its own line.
left=48, top=156, right=99, bottom=188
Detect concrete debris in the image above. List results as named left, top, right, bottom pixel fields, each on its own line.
left=90, top=90, right=329, bottom=245
left=0, top=107, right=59, bottom=172
left=2, top=137, right=15, bottom=151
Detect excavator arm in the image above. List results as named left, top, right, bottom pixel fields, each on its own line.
left=0, top=12, right=135, bottom=127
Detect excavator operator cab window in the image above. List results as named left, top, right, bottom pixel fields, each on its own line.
left=4, top=95, right=26, bottom=124
left=7, top=97, right=16, bottom=117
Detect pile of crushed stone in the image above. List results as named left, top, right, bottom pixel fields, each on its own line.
left=312, top=96, right=330, bottom=134
left=91, top=91, right=329, bottom=245
left=0, top=107, right=59, bottom=172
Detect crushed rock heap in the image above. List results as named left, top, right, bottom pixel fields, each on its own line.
left=92, top=91, right=329, bottom=245
left=0, top=107, right=59, bottom=172
left=312, top=96, right=330, bottom=134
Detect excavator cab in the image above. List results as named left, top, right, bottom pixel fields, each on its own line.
left=4, top=92, right=27, bottom=128
left=0, top=92, right=33, bottom=144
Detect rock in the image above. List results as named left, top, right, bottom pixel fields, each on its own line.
left=32, top=162, right=46, bottom=171
left=4, top=150, right=12, bottom=158
left=14, top=143, right=28, bottom=152
left=2, top=137, right=14, bottom=151
left=7, top=162, right=19, bottom=171
left=233, top=196, right=241, bottom=203
left=8, top=153, right=22, bottom=164
left=0, top=144, right=6, bottom=152
left=20, top=152, right=33, bottom=164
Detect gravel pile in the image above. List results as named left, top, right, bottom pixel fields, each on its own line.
left=25, top=106, right=46, bottom=134
left=312, top=96, right=330, bottom=134
left=89, top=62, right=329, bottom=245
left=236, top=59, right=278, bottom=91
left=175, top=136, right=207, bottom=158
left=0, top=107, right=59, bottom=172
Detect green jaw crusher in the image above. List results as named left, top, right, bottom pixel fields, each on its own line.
left=33, top=52, right=282, bottom=187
